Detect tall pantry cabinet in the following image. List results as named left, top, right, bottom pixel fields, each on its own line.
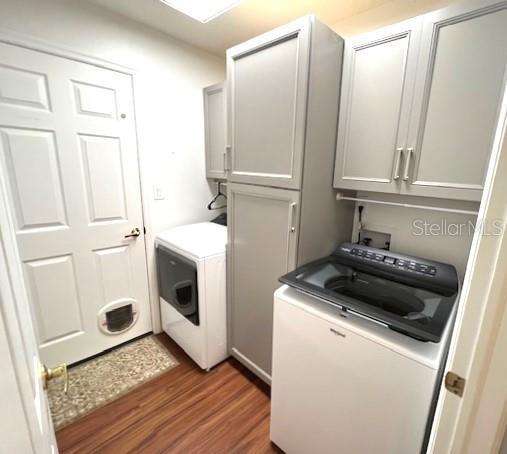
left=226, top=16, right=354, bottom=382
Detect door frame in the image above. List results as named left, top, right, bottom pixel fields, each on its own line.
left=0, top=27, right=160, bottom=333
left=428, top=77, right=507, bottom=453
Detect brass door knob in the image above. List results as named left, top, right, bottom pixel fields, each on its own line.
left=124, top=227, right=141, bottom=238
left=41, top=363, right=69, bottom=394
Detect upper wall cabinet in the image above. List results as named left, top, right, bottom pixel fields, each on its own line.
left=226, top=17, right=312, bottom=189
left=333, top=18, right=422, bottom=194
left=402, top=1, right=507, bottom=201
left=334, top=0, right=507, bottom=201
left=203, top=83, right=227, bottom=180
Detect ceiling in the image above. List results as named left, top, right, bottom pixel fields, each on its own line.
left=88, top=0, right=394, bottom=56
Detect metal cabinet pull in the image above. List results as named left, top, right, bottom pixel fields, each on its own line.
left=393, top=147, right=403, bottom=180
left=403, top=147, right=414, bottom=181
left=330, top=327, right=346, bottom=338
left=224, top=145, right=231, bottom=172
left=289, top=202, right=297, bottom=233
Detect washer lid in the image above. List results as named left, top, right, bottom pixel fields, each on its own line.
left=155, top=222, right=226, bottom=259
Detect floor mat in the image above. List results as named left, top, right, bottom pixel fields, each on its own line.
left=47, top=335, right=179, bottom=430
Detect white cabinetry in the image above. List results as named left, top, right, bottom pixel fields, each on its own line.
left=334, top=0, right=507, bottom=201
left=226, top=17, right=311, bottom=189
left=226, top=16, right=354, bottom=382
left=203, top=82, right=226, bottom=179
left=403, top=1, right=507, bottom=200
left=227, top=184, right=299, bottom=381
left=333, top=19, right=421, bottom=194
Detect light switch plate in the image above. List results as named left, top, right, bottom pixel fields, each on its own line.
left=153, top=184, right=165, bottom=200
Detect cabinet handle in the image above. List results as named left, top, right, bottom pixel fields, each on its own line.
left=289, top=202, right=297, bottom=233
left=330, top=327, right=346, bottom=338
left=224, top=145, right=231, bottom=172
left=393, top=147, right=403, bottom=180
left=403, top=147, right=413, bottom=181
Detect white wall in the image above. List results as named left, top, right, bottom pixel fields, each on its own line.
left=0, top=0, right=226, bottom=331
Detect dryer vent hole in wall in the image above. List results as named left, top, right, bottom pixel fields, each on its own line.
left=105, top=305, right=135, bottom=333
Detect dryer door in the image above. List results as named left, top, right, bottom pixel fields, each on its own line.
left=156, top=244, right=199, bottom=325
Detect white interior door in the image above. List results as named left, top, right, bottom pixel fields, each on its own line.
left=0, top=157, right=55, bottom=453
left=0, top=42, right=151, bottom=366
left=428, top=74, right=507, bottom=453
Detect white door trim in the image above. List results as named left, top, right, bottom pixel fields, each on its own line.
left=428, top=78, right=507, bottom=453
left=0, top=26, right=160, bottom=333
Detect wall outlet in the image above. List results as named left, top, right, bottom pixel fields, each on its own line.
left=153, top=184, right=165, bottom=200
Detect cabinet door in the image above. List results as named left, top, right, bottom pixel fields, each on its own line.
left=226, top=17, right=311, bottom=189
left=402, top=2, right=507, bottom=201
left=227, top=183, right=300, bottom=381
left=203, top=83, right=226, bottom=179
left=333, top=18, right=422, bottom=193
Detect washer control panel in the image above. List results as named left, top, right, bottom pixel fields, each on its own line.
left=349, top=247, right=437, bottom=276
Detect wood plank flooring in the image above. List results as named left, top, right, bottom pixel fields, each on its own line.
left=56, top=334, right=281, bottom=454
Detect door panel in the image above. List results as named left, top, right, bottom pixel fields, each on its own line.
left=0, top=42, right=151, bottom=365
left=227, top=183, right=299, bottom=380
left=0, top=127, right=67, bottom=229
left=94, top=245, right=134, bottom=302
left=79, top=134, right=127, bottom=222
left=227, top=18, right=311, bottom=189
left=403, top=3, right=507, bottom=200
left=24, top=254, right=83, bottom=344
left=334, top=19, right=422, bottom=193
left=72, top=80, right=118, bottom=118
left=0, top=64, right=50, bottom=111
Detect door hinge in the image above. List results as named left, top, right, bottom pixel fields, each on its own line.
left=445, top=371, right=466, bottom=397
left=143, top=226, right=146, bottom=234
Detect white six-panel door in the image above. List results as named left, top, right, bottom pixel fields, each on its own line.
left=0, top=42, right=151, bottom=366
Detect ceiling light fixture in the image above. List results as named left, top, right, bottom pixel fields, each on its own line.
left=159, top=0, right=243, bottom=23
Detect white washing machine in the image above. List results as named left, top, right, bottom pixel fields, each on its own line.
left=271, top=243, right=460, bottom=454
left=155, top=222, right=227, bottom=370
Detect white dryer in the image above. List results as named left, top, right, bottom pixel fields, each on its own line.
left=155, top=222, right=227, bottom=370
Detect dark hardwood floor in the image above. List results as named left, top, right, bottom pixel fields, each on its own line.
left=56, top=334, right=281, bottom=454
